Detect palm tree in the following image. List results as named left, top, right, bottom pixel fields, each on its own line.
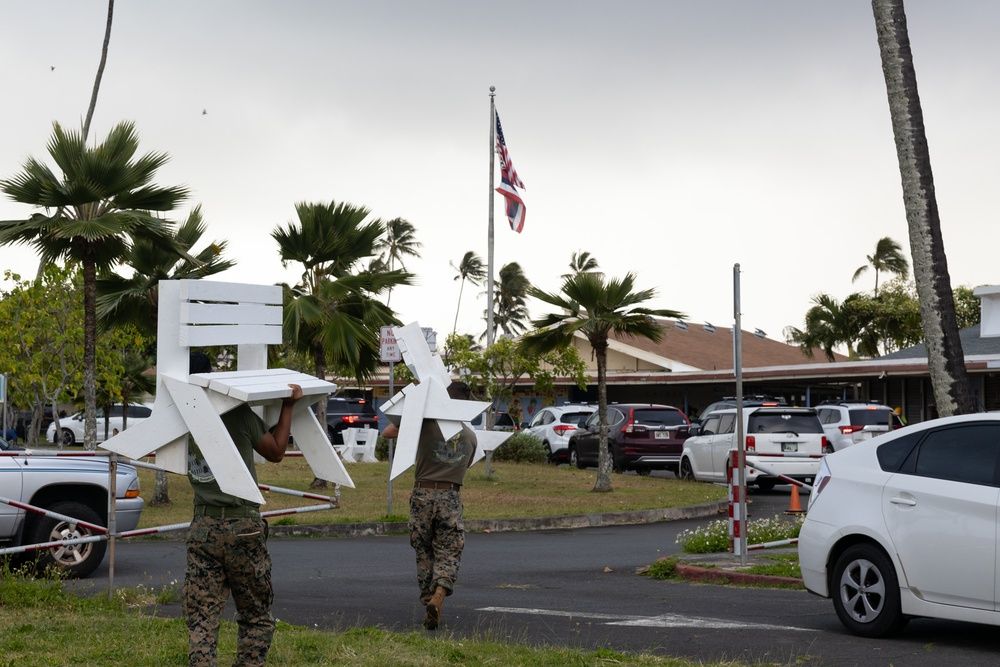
left=83, top=0, right=115, bottom=141
left=851, top=236, right=909, bottom=296
left=872, top=0, right=974, bottom=415
left=96, top=205, right=234, bottom=333
left=0, top=121, right=187, bottom=449
left=450, top=251, right=485, bottom=334
left=561, top=250, right=600, bottom=280
left=491, top=262, right=531, bottom=338
left=374, top=217, right=421, bottom=305
left=274, top=200, right=412, bottom=488
left=785, top=293, right=856, bottom=361
left=520, top=272, right=683, bottom=492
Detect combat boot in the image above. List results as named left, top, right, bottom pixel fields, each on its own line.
left=423, top=586, right=447, bottom=630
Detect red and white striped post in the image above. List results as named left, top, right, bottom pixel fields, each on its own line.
left=728, top=449, right=745, bottom=556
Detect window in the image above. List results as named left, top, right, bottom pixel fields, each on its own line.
left=127, top=405, right=152, bottom=418
left=608, top=408, right=624, bottom=426
left=633, top=409, right=686, bottom=427
left=718, top=413, right=736, bottom=434
left=561, top=411, right=593, bottom=426
left=528, top=412, right=545, bottom=428
left=848, top=409, right=900, bottom=428
left=701, top=416, right=721, bottom=436
left=748, top=412, right=823, bottom=434
left=877, top=431, right=922, bottom=472
left=909, top=423, right=1000, bottom=486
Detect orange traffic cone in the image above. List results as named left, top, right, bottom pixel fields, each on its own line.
left=785, top=485, right=804, bottom=514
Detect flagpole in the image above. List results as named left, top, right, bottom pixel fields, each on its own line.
left=487, top=85, right=496, bottom=347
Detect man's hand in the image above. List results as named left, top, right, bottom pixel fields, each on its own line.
left=283, top=383, right=304, bottom=405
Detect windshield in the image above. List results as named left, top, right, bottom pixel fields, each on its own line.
left=748, top=412, right=823, bottom=434
left=633, top=409, right=686, bottom=426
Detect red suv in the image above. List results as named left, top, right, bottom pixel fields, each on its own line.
left=567, top=404, right=691, bottom=475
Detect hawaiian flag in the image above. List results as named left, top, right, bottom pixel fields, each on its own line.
left=495, top=111, right=525, bottom=233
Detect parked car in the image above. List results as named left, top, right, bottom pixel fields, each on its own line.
left=470, top=411, right=517, bottom=431
left=799, top=413, right=1000, bottom=637
left=46, top=403, right=154, bottom=447
left=524, top=404, right=597, bottom=462
left=567, top=404, right=690, bottom=474
left=0, top=451, right=144, bottom=577
left=679, top=406, right=827, bottom=490
left=326, top=397, right=379, bottom=445
left=693, top=395, right=787, bottom=424
left=816, top=401, right=904, bottom=451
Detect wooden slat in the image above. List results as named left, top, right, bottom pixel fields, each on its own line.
left=228, top=378, right=333, bottom=403
left=180, top=302, right=282, bottom=326
left=180, top=280, right=282, bottom=305
left=180, top=324, right=283, bottom=347
left=190, top=368, right=294, bottom=384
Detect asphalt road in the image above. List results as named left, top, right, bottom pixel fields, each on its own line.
left=68, top=487, right=1000, bottom=666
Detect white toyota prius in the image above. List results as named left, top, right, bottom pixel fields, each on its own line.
left=799, top=412, right=1000, bottom=637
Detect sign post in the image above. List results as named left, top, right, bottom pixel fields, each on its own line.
left=379, top=327, right=403, bottom=515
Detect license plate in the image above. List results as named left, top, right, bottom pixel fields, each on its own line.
left=654, top=431, right=669, bottom=439
left=781, top=442, right=798, bottom=453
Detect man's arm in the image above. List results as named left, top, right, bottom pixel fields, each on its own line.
left=254, top=384, right=303, bottom=462
left=381, top=423, right=399, bottom=439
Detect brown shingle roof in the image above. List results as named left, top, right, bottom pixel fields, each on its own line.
left=610, top=320, right=846, bottom=371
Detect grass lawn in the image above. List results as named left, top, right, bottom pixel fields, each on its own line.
left=0, top=572, right=738, bottom=667
left=136, top=459, right=726, bottom=529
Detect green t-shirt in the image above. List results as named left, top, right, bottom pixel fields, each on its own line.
left=187, top=404, right=265, bottom=508
left=414, top=421, right=476, bottom=486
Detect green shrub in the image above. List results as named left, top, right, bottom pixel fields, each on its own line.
left=645, top=556, right=679, bottom=580
left=490, top=432, right=547, bottom=464
left=375, top=435, right=389, bottom=461
left=675, top=514, right=804, bottom=554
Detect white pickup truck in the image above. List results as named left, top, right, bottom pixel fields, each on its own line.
left=0, top=440, right=144, bottom=578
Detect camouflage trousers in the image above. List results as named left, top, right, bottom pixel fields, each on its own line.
left=184, top=516, right=274, bottom=667
left=409, top=488, right=465, bottom=603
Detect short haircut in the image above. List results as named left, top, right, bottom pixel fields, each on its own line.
left=447, top=381, right=471, bottom=400
left=189, top=351, right=213, bottom=374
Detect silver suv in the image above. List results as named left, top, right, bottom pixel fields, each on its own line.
left=524, top=404, right=596, bottom=462
left=816, top=402, right=903, bottom=451
left=0, top=452, right=144, bottom=577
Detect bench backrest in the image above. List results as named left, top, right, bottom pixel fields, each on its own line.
left=157, top=279, right=283, bottom=390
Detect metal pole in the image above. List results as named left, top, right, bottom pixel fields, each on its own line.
left=387, top=362, right=395, bottom=516
left=107, top=451, right=117, bottom=596
left=487, top=85, right=496, bottom=348
left=733, top=263, right=747, bottom=565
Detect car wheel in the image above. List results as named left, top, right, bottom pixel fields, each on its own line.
left=610, top=447, right=625, bottom=474
left=570, top=446, right=584, bottom=469
left=831, top=544, right=907, bottom=638
left=59, top=428, right=75, bottom=447
left=755, top=479, right=776, bottom=492
left=543, top=442, right=554, bottom=463
left=679, top=457, right=695, bottom=481
left=29, top=501, right=107, bottom=579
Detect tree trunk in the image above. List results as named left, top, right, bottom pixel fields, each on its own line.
left=82, top=259, right=98, bottom=450
left=310, top=344, right=328, bottom=489
left=593, top=341, right=612, bottom=492
left=153, top=469, right=170, bottom=505
left=82, top=0, right=114, bottom=142
left=872, top=0, right=974, bottom=416
left=453, top=278, right=465, bottom=335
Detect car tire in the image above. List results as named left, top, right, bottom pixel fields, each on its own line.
left=831, top=544, right=907, bottom=638
left=755, top=479, right=776, bottom=492
left=610, top=447, right=625, bottom=474
left=57, top=428, right=75, bottom=447
left=679, top=457, right=695, bottom=481
left=543, top=442, right=555, bottom=464
left=570, top=446, right=584, bottom=469
left=29, top=500, right=107, bottom=579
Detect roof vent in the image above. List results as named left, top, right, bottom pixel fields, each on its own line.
left=703, top=322, right=716, bottom=333
left=753, top=328, right=767, bottom=338
left=674, top=319, right=688, bottom=330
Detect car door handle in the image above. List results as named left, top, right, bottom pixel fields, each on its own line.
left=889, top=496, right=917, bottom=507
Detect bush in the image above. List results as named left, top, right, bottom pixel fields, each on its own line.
left=645, top=556, right=679, bottom=580
left=675, top=514, right=804, bottom=554
left=490, top=432, right=548, bottom=464
left=375, top=435, right=389, bottom=461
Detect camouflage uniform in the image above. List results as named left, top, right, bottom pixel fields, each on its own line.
left=409, top=488, right=465, bottom=603
left=184, top=514, right=273, bottom=667
left=184, top=403, right=274, bottom=667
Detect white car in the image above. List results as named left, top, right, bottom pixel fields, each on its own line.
left=47, top=403, right=153, bottom=446
left=524, top=404, right=596, bottom=462
left=678, top=406, right=827, bottom=491
left=816, top=401, right=904, bottom=451
left=799, top=413, right=1000, bottom=637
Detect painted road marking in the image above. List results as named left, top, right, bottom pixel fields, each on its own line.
left=477, top=606, right=814, bottom=632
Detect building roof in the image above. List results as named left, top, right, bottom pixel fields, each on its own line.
left=881, top=324, right=1000, bottom=360
left=606, top=319, right=845, bottom=372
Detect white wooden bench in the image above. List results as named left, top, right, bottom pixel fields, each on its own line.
left=101, top=279, right=354, bottom=503
left=340, top=427, right=378, bottom=463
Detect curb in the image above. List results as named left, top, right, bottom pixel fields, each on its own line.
left=264, top=500, right=730, bottom=539
left=673, top=561, right=802, bottom=587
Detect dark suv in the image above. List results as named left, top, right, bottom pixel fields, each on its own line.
left=567, top=403, right=691, bottom=475
left=695, top=395, right=787, bottom=423
left=326, top=397, right=379, bottom=444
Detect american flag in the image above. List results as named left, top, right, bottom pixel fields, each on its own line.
left=495, top=111, right=526, bottom=233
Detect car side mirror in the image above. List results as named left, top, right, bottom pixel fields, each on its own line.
left=688, top=424, right=701, bottom=437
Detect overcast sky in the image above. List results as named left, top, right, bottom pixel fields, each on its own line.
left=1, top=1, right=997, bottom=348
